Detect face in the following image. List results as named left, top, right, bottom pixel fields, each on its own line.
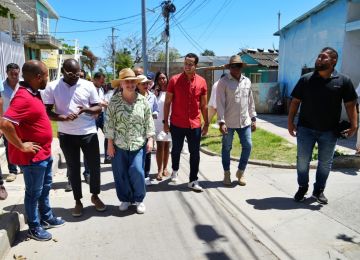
left=121, top=80, right=137, bottom=93
left=137, top=82, right=149, bottom=93
left=158, top=73, right=167, bottom=89
left=79, top=71, right=85, bottom=79
left=62, top=64, right=81, bottom=86
left=7, top=68, right=20, bottom=84
left=315, top=51, right=336, bottom=71
left=93, top=76, right=105, bottom=87
left=184, top=57, right=196, bottom=75
left=34, top=64, right=49, bottom=90
left=134, top=68, right=144, bottom=76
left=229, top=63, right=242, bottom=78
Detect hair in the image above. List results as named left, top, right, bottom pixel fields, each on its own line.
left=93, top=71, right=105, bottom=79
left=80, top=69, right=86, bottom=74
left=6, top=63, right=20, bottom=72
left=321, top=47, right=338, bottom=66
left=185, top=53, right=199, bottom=65
left=154, top=71, right=168, bottom=85
left=22, top=60, right=45, bottom=80
left=62, top=59, right=79, bottom=70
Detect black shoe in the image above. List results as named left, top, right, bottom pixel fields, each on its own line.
left=104, top=158, right=112, bottom=164
left=84, top=175, right=90, bottom=184
left=294, top=186, right=308, bottom=202
left=312, top=190, right=328, bottom=204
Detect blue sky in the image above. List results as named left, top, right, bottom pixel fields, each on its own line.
left=48, top=0, right=323, bottom=59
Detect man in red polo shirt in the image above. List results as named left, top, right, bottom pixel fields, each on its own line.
left=0, top=60, right=65, bottom=241
left=163, top=53, right=209, bottom=191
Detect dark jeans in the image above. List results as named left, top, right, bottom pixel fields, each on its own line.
left=3, top=136, right=18, bottom=174
left=296, top=126, right=338, bottom=191
left=22, top=157, right=54, bottom=228
left=59, top=132, right=101, bottom=200
left=170, top=124, right=201, bottom=182
left=143, top=141, right=151, bottom=178
left=0, top=167, right=3, bottom=185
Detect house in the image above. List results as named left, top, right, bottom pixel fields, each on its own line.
left=0, top=0, right=61, bottom=79
left=274, top=0, right=360, bottom=98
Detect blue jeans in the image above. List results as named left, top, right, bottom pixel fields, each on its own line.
left=22, top=157, right=54, bottom=228
left=111, top=146, right=146, bottom=203
left=170, top=125, right=201, bottom=182
left=221, top=126, right=252, bottom=171
left=296, top=126, right=337, bottom=191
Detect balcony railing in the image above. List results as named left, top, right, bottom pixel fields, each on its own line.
left=12, top=34, right=61, bottom=49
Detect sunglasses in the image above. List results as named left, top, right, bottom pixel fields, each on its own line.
left=229, top=64, right=242, bottom=69
left=63, top=68, right=81, bottom=78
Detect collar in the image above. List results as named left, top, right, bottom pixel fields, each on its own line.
left=19, top=81, right=39, bottom=96
left=313, top=70, right=339, bottom=79
left=227, top=73, right=244, bottom=82
left=182, top=72, right=196, bottom=81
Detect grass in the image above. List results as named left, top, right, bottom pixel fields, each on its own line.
left=51, top=121, right=58, bottom=138
left=201, top=126, right=298, bottom=164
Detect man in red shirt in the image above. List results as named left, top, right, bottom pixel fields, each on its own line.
left=163, top=53, right=209, bottom=191
left=0, top=60, right=65, bottom=241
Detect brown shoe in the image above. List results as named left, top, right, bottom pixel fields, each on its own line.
left=91, top=195, right=106, bottom=212
left=236, top=169, right=246, bottom=186
left=6, top=173, right=16, bottom=182
left=223, top=171, right=232, bottom=186
left=0, top=185, right=8, bottom=200
left=72, top=202, right=83, bottom=217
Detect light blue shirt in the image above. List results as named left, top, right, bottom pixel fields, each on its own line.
left=146, top=91, right=159, bottom=116
left=1, top=79, right=19, bottom=113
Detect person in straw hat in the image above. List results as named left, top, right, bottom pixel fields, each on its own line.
left=104, top=68, right=155, bottom=214
left=216, top=55, right=257, bottom=187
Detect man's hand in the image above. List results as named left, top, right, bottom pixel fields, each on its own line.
left=251, top=121, right=256, bottom=132
left=146, top=138, right=154, bottom=153
left=164, top=122, right=170, bottom=134
left=77, top=106, right=88, bottom=115
left=202, top=124, right=209, bottom=136
left=0, top=130, right=3, bottom=138
left=59, top=114, right=78, bottom=121
left=341, top=126, right=357, bottom=138
left=288, top=122, right=297, bottom=137
left=20, top=142, right=41, bottom=154
left=219, top=123, right=228, bottom=135
left=107, top=144, right=115, bottom=158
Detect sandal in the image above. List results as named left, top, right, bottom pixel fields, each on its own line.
left=163, top=169, right=169, bottom=177
left=156, top=172, right=163, bottom=181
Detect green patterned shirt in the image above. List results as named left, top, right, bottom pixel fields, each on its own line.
left=104, top=92, right=155, bottom=151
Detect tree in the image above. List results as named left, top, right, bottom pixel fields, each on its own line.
left=201, top=49, right=215, bottom=56
left=81, top=46, right=98, bottom=75
left=121, top=35, right=163, bottom=63
left=115, top=48, right=134, bottom=74
left=156, top=47, right=181, bottom=62
left=61, top=43, right=75, bottom=55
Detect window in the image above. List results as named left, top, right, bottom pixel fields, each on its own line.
left=250, top=73, right=261, bottom=83
left=39, top=10, right=48, bottom=34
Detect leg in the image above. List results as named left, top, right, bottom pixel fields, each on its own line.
left=112, top=146, right=131, bottom=202
left=296, top=127, right=317, bottom=188
left=170, top=125, right=186, bottom=172
left=129, top=148, right=146, bottom=202
left=59, top=134, right=82, bottom=200
left=221, top=128, right=235, bottom=171
left=237, top=126, right=252, bottom=171
left=163, top=142, right=170, bottom=174
left=186, top=127, right=202, bottom=182
left=83, top=157, right=90, bottom=180
left=143, top=139, right=151, bottom=178
left=314, top=131, right=337, bottom=191
left=156, top=141, right=164, bottom=174
left=38, top=157, right=54, bottom=222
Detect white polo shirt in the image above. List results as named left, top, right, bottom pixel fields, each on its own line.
left=42, top=78, right=101, bottom=135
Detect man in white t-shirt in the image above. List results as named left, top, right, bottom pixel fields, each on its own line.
left=42, top=59, right=106, bottom=217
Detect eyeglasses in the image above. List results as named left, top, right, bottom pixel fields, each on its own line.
left=63, top=68, right=81, bottom=78
left=229, top=64, right=242, bottom=69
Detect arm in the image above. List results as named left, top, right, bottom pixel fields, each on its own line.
left=152, top=96, right=159, bottom=119
left=248, top=85, right=257, bottom=132
left=216, top=80, right=227, bottom=134
left=104, top=100, right=116, bottom=157
left=46, top=104, right=78, bottom=121
left=343, top=100, right=358, bottom=137
left=144, top=101, right=155, bottom=153
left=78, top=103, right=102, bottom=115
left=287, top=98, right=301, bottom=137
left=163, top=92, right=173, bottom=133
left=200, top=94, right=209, bottom=136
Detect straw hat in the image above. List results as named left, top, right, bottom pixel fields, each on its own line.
left=225, top=55, right=247, bottom=69
left=137, top=75, right=151, bottom=84
left=111, top=68, right=141, bottom=88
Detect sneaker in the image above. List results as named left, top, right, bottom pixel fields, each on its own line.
left=294, top=186, right=308, bottom=202
left=27, top=226, right=52, bottom=241
left=72, top=202, right=83, bottom=217
left=135, top=202, right=146, bottom=214
left=236, top=169, right=246, bottom=186
left=170, top=171, right=178, bottom=183
left=312, top=190, right=328, bottom=204
left=119, top=202, right=130, bottom=211
left=0, top=185, right=8, bottom=200
left=6, top=173, right=17, bottom=182
left=65, top=181, right=72, bottom=192
left=41, top=217, right=66, bottom=229
left=84, top=175, right=90, bottom=184
left=223, top=171, right=232, bottom=186
left=188, top=181, right=203, bottom=192
left=91, top=195, right=107, bottom=212
left=145, top=177, right=153, bottom=186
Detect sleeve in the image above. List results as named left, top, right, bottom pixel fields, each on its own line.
left=342, top=76, right=357, bottom=103
left=216, top=79, right=226, bottom=124
left=103, top=97, right=115, bottom=139
left=201, top=79, right=207, bottom=96
left=248, top=81, right=257, bottom=118
left=3, top=91, right=31, bottom=125
left=152, top=95, right=159, bottom=116
left=208, top=82, right=217, bottom=108
left=167, top=77, right=175, bottom=94
left=89, top=83, right=101, bottom=105
left=291, top=76, right=305, bottom=100
left=144, top=100, right=155, bottom=138
left=41, top=83, right=55, bottom=105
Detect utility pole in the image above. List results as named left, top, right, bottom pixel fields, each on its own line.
left=161, top=1, right=176, bottom=76
left=141, top=0, right=148, bottom=75
left=111, top=27, right=116, bottom=79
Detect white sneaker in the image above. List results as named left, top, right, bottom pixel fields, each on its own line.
left=135, top=202, right=146, bottom=214
left=119, top=202, right=130, bottom=211
left=145, top=177, right=153, bottom=186
left=188, top=181, right=203, bottom=192
left=170, top=171, right=178, bottom=182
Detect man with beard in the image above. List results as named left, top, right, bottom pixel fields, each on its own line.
left=288, top=47, right=357, bottom=204
left=0, top=60, right=65, bottom=241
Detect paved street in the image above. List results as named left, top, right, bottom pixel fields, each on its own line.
left=2, top=132, right=360, bottom=260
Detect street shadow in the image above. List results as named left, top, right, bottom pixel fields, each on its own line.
left=336, top=234, right=360, bottom=245
left=100, top=166, right=113, bottom=173
left=246, top=197, right=323, bottom=211
left=100, top=181, right=115, bottom=191
left=200, top=180, right=237, bottom=189
left=146, top=178, right=191, bottom=193
left=334, top=169, right=359, bottom=176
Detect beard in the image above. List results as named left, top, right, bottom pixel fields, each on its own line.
left=315, top=62, right=331, bottom=71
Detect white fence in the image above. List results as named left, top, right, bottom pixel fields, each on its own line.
left=0, top=32, right=25, bottom=80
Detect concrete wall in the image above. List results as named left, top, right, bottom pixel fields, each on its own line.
left=278, top=0, right=348, bottom=97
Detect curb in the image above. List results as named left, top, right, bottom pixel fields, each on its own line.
left=200, top=146, right=360, bottom=170
left=0, top=138, right=63, bottom=260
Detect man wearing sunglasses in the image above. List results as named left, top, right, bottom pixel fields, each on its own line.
left=216, top=55, right=257, bottom=187
left=42, top=59, right=106, bottom=217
